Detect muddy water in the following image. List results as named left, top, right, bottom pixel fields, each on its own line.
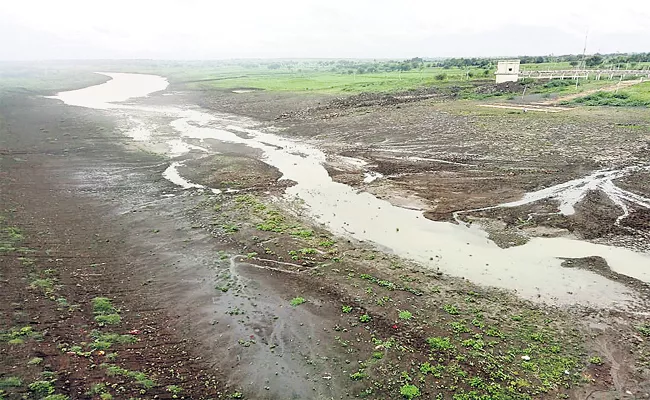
left=52, top=73, right=650, bottom=308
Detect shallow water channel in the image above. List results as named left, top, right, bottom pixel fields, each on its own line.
left=52, top=72, right=650, bottom=308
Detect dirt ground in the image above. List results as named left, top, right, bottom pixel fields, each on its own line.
left=1, top=78, right=650, bottom=400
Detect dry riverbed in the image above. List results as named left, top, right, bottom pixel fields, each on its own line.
left=1, top=76, right=650, bottom=400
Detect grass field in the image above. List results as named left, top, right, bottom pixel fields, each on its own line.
left=571, top=81, right=650, bottom=107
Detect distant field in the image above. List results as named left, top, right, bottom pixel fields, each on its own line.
left=1, top=60, right=649, bottom=102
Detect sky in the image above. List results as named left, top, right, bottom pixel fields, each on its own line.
left=1, top=0, right=649, bottom=60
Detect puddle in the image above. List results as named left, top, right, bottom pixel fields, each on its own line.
left=51, top=73, right=650, bottom=309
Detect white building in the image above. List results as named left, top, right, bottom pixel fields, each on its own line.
left=495, top=60, right=520, bottom=83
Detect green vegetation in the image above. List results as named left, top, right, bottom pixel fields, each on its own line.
left=350, top=371, right=367, bottom=380
left=29, top=380, right=55, bottom=396
left=0, top=377, right=23, bottom=389
left=92, top=297, right=116, bottom=314
left=43, top=395, right=69, bottom=400
left=0, top=325, right=42, bottom=343
left=92, top=297, right=121, bottom=326
left=572, top=87, right=650, bottom=107
left=400, top=384, right=420, bottom=399
left=359, top=314, right=372, bottom=323
left=166, top=385, right=183, bottom=397
left=443, top=304, right=460, bottom=315
left=95, top=313, right=121, bottom=326
left=588, top=356, right=603, bottom=365
left=426, top=336, right=454, bottom=351
left=638, top=325, right=650, bottom=336
left=103, top=364, right=155, bottom=389
left=290, top=297, right=306, bottom=306
left=90, top=330, right=138, bottom=350
left=342, top=305, right=353, bottom=313
left=398, top=310, right=413, bottom=320
left=28, top=357, right=43, bottom=365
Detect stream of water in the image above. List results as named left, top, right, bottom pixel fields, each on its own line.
left=51, top=72, right=650, bottom=308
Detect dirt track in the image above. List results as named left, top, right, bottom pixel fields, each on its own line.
left=2, top=78, right=650, bottom=399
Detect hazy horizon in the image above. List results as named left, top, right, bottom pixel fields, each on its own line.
left=2, top=0, right=649, bottom=61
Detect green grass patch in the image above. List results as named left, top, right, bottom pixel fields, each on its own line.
left=290, top=297, right=306, bottom=306
left=92, top=297, right=121, bottom=326
left=92, top=297, right=116, bottom=314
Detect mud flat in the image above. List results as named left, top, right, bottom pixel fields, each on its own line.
left=1, top=71, right=650, bottom=399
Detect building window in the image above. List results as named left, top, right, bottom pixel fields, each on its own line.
left=508, top=68, right=513, bottom=72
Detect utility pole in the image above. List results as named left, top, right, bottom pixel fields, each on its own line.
left=580, top=29, right=589, bottom=70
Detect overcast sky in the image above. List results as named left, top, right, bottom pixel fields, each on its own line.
left=1, top=0, right=649, bottom=60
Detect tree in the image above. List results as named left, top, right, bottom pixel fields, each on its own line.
left=586, top=55, right=603, bottom=67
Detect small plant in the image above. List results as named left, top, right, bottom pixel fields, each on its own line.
left=419, top=362, right=444, bottom=377
left=398, top=310, right=413, bottom=320
left=400, top=384, right=420, bottom=399
left=100, top=393, right=113, bottom=400
left=341, top=305, right=353, bottom=313
left=298, top=248, right=317, bottom=255
left=230, top=392, right=244, bottom=399
left=350, top=371, right=367, bottom=380
left=443, top=304, right=459, bottom=315
left=28, top=357, right=43, bottom=365
left=29, top=380, right=55, bottom=396
left=359, top=314, right=371, bottom=323
left=426, top=336, right=453, bottom=351
left=319, top=240, right=335, bottom=247
left=167, top=385, right=183, bottom=396
left=485, top=327, right=504, bottom=338
left=291, top=230, right=313, bottom=238
left=589, top=356, right=603, bottom=365
left=450, top=321, right=470, bottom=334
left=290, top=297, right=306, bottom=306
left=461, top=338, right=485, bottom=350
left=222, top=224, right=239, bottom=233
left=372, top=351, right=384, bottom=359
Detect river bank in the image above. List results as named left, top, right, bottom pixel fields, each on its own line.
left=1, top=72, right=650, bottom=399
